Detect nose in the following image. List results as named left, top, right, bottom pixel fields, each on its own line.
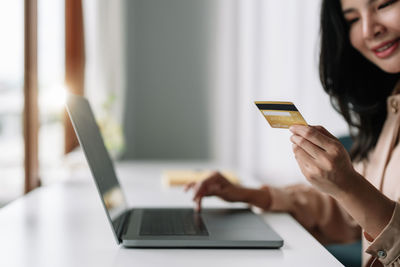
left=362, top=14, right=385, bottom=39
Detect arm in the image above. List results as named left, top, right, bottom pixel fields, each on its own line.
left=186, top=172, right=361, bottom=244
left=266, top=184, right=361, bottom=244
left=336, top=171, right=395, bottom=239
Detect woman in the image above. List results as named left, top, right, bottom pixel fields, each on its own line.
left=186, top=0, right=400, bottom=266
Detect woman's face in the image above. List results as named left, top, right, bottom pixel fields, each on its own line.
left=341, top=0, right=400, bottom=73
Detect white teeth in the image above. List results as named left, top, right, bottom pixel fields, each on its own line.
left=377, top=41, right=395, bottom=52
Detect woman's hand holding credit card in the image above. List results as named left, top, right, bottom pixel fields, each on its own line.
left=255, top=101, right=307, bottom=128
left=255, top=101, right=358, bottom=199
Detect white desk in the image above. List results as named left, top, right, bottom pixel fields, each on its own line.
left=0, top=161, right=343, bottom=267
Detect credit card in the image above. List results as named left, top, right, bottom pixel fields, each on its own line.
left=255, top=101, right=307, bottom=129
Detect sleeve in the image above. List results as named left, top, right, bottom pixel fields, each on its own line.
left=265, top=184, right=361, bottom=245
left=365, top=202, right=400, bottom=267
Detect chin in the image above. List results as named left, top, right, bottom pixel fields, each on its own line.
left=379, top=64, right=400, bottom=74
left=366, top=52, right=400, bottom=74
left=370, top=57, right=400, bottom=73
left=372, top=54, right=400, bottom=74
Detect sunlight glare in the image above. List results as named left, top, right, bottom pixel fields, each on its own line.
left=40, top=84, right=67, bottom=112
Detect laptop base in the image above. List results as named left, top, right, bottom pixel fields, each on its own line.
left=121, top=208, right=283, bottom=248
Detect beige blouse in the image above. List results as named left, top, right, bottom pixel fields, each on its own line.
left=266, top=94, right=400, bottom=267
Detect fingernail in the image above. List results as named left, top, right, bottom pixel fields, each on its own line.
left=292, top=135, right=301, bottom=143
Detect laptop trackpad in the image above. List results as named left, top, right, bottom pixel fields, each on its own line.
left=139, top=209, right=209, bottom=236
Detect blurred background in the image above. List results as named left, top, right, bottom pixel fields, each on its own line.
left=0, top=0, right=348, bottom=207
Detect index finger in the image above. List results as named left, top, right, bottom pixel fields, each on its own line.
left=289, top=125, right=336, bottom=151
left=193, top=179, right=211, bottom=201
left=313, top=125, right=337, bottom=140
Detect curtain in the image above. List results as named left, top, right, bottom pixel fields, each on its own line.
left=82, top=0, right=126, bottom=157
left=65, top=0, right=85, bottom=154
left=210, top=0, right=348, bottom=185
left=24, top=0, right=40, bottom=192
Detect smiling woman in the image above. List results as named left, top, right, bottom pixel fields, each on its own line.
left=320, top=0, right=400, bottom=162
left=342, top=0, right=400, bottom=73
left=186, top=0, right=400, bottom=266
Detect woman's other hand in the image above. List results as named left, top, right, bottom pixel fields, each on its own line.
left=289, top=125, right=358, bottom=198
left=185, top=172, right=272, bottom=212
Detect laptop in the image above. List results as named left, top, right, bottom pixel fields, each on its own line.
left=66, top=94, right=284, bottom=248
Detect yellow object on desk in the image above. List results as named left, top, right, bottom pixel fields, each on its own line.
left=162, top=170, right=240, bottom=186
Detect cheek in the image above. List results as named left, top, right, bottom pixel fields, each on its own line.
left=381, top=8, right=400, bottom=29
left=349, top=28, right=364, bottom=54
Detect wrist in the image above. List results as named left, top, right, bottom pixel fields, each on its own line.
left=332, top=170, right=363, bottom=202
left=241, top=187, right=271, bottom=210
left=333, top=172, right=396, bottom=239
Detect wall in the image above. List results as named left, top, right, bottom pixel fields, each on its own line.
left=122, top=0, right=214, bottom=160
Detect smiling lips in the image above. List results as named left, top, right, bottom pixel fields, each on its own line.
left=372, top=38, right=400, bottom=58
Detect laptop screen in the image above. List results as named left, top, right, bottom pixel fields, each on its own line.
left=66, top=94, right=128, bottom=241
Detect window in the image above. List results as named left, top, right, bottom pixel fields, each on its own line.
left=38, top=0, right=66, bottom=185
left=0, top=0, right=24, bottom=206
left=0, top=0, right=66, bottom=207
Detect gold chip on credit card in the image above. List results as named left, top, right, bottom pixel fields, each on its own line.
left=255, top=101, right=307, bottom=129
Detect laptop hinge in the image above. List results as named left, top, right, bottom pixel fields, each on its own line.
left=115, top=210, right=131, bottom=243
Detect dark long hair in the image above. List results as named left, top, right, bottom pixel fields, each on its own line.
left=319, top=0, right=399, bottom=162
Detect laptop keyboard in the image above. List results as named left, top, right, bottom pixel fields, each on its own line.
left=140, top=209, right=209, bottom=236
